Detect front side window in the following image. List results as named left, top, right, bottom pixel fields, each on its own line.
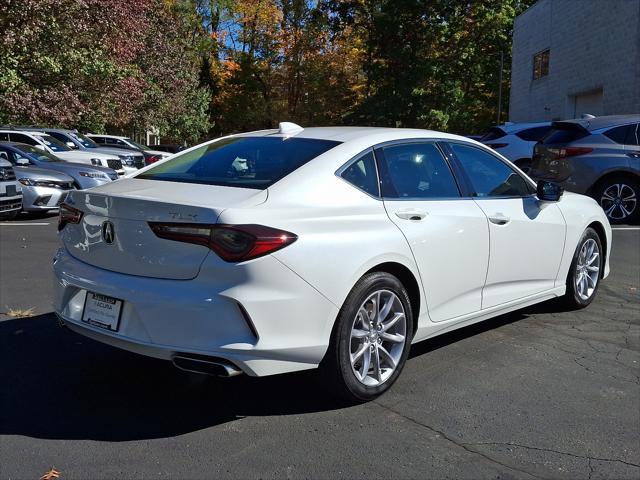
left=137, top=136, right=340, bottom=189
left=9, top=133, right=38, bottom=146
left=450, top=143, right=533, bottom=197
left=340, top=151, right=379, bottom=197
left=377, top=142, right=460, bottom=199
left=533, top=49, right=550, bottom=80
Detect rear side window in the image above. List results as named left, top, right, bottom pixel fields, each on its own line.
left=377, top=143, right=460, bottom=199
left=480, top=128, right=507, bottom=142
left=516, top=126, right=552, bottom=141
left=541, top=125, right=590, bottom=144
left=9, top=133, right=38, bottom=146
left=604, top=125, right=630, bottom=144
left=137, top=136, right=340, bottom=189
left=340, top=151, right=379, bottom=197
left=450, top=143, right=534, bottom=197
left=626, top=123, right=640, bottom=146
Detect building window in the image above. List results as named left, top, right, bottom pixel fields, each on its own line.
left=533, top=49, right=550, bottom=80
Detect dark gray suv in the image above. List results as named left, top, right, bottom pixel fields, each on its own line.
left=530, top=115, right=640, bottom=224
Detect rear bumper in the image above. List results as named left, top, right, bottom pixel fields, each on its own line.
left=53, top=247, right=338, bottom=376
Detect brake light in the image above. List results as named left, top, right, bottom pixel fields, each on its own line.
left=487, top=143, right=508, bottom=149
left=148, top=223, right=297, bottom=262
left=58, top=203, right=83, bottom=231
left=549, top=147, right=593, bottom=158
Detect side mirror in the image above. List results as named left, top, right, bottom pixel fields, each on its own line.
left=537, top=180, right=563, bottom=202
left=16, top=157, right=29, bottom=165
left=34, top=144, right=46, bottom=151
left=66, top=141, right=78, bottom=149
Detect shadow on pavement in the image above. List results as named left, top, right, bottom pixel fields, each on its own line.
left=0, top=301, right=559, bottom=442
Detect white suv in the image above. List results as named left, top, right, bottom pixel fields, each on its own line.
left=0, top=130, right=132, bottom=175
left=480, top=122, right=552, bottom=171
left=0, top=155, right=22, bottom=219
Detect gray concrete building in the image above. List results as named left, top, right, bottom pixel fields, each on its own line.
left=509, top=0, right=640, bottom=122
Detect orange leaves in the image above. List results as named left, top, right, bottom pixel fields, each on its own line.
left=40, top=467, right=61, bottom=480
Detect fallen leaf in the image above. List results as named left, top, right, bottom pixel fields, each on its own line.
left=41, top=467, right=61, bottom=480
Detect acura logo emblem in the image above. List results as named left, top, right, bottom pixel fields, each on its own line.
left=102, top=221, right=115, bottom=244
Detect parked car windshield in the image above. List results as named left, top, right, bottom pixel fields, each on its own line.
left=124, top=138, right=151, bottom=151
left=16, top=144, right=63, bottom=162
left=137, top=136, right=341, bottom=189
left=70, top=132, right=99, bottom=149
left=39, top=134, right=72, bottom=152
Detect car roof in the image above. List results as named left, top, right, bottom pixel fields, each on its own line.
left=86, top=134, right=127, bottom=139
left=494, top=122, right=551, bottom=133
left=553, top=114, right=640, bottom=131
left=238, top=126, right=471, bottom=144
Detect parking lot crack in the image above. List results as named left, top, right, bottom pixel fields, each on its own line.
left=372, top=402, right=543, bottom=479
left=460, top=441, right=640, bottom=470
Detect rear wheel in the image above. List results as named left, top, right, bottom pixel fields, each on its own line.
left=323, top=272, right=413, bottom=402
left=592, top=175, right=640, bottom=224
left=562, top=227, right=602, bottom=309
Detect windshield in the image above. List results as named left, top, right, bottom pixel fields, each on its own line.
left=137, top=136, right=340, bottom=189
left=15, top=144, right=63, bottom=163
left=71, top=132, right=99, bottom=148
left=38, top=134, right=71, bottom=152
left=124, top=138, right=150, bottom=151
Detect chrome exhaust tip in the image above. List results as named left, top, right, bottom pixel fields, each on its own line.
left=172, top=354, right=243, bottom=377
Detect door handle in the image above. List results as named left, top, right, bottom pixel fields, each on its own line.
left=488, top=213, right=510, bottom=225
left=395, top=209, right=427, bottom=221
left=627, top=152, right=640, bottom=159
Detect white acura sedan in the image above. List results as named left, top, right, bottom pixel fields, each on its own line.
left=53, top=123, right=611, bottom=401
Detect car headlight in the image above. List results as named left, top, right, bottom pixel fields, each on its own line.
left=79, top=171, right=109, bottom=179
left=90, top=158, right=103, bottom=166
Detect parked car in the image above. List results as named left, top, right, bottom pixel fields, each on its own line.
left=480, top=122, right=552, bottom=170
left=0, top=129, right=129, bottom=175
left=0, top=155, right=22, bottom=219
left=147, top=143, right=187, bottom=154
left=54, top=123, right=611, bottom=402
left=22, top=128, right=145, bottom=170
left=0, top=142, right=118, bottom=189
left=14, top=165, right=75, bottom=213
left=87, top=134, right=172, bottom=165
left=530, top=114, right=640, bottom=224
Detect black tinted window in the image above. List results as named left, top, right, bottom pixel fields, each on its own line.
left=480, top=128, right=506, bottom=141
left=604, top=125, right=630, bottom=144
left=625, top=123, right=639, bottom=146
left=451, top=143, right=533, bottom=197
left=378, top=143, right=459, bottom=199
left=516, top=126, right=552, bottom=141
left=340, top=151, right=379, bottom=197
left=0, top=133, right=8, bottom=141
left=137, top=137, right=340, bottom=189
left=9, top=133, right=38, bottom=146
left=541, top=125, right=590, bottom=144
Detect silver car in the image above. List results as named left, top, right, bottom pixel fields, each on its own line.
left=15, top=165, right=75, bottom=212
left=530, top=114, right=640, bottom=224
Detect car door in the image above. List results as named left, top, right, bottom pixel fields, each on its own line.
left=375, top=141, right=489, bottom=322
left=448, top=142, right=566, bottom=309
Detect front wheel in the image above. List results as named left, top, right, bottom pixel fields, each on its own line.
left=562, top=227, right=603, bottom=309
left=323, top=272, right=414, bottom=402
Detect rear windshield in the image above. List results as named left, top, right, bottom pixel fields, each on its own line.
left=137, top=136, right=341, bottom=189
left=480, top=127, right=506, bottom=141
left=541, top=124, right=590, bottom=144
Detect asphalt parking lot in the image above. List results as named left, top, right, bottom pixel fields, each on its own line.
left=1, top=215, right=639, bottom=480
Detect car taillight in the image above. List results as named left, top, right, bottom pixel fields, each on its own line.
left=58, top=203, right=83, bottom=231
left=487, top=143, right=508, bottom=149
left=148, top=223, right=298, bottom=262
left=146, top=155, right=161, bottom=164
left=549, top=147, right=593, bottom=158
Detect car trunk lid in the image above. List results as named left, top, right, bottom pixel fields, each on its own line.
left=530, top=122, right=592, bottom=182
left=59, top=178, right=267, bottom=279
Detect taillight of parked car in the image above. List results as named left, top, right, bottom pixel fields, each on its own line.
left=148, top=223, right=298, bottom=262
left=146, top=155, right=161, bottom=164
left=487, top=143, right=508, bottom=149
left=548, top=147, right=593, bottom=159
left=58, top=203, right=83, bottom=231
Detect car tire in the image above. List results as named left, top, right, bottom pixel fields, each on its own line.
left=592, top=175, right=640, bottom=225
left=562, top=227, right=603, bottom=309
left=322, top=271, right=414, bottom=402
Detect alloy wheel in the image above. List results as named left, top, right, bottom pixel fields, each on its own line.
left=600, top=183, right=637, bottom=221
left=575, top=238, right=600, bottom=301
left=349, top=289, right=407, bottom=387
